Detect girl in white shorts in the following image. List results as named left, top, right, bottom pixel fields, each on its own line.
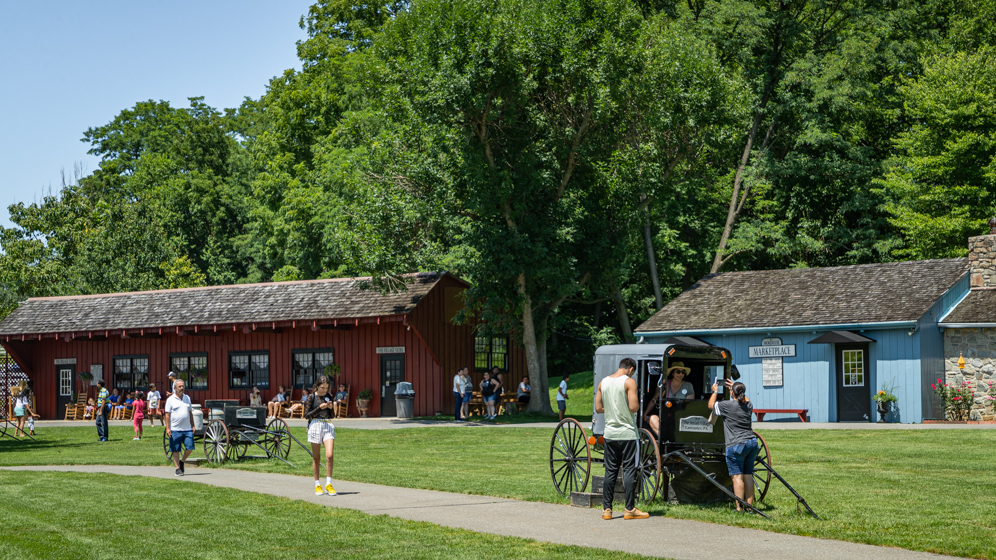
left=304, top=374, right=337, bottom=496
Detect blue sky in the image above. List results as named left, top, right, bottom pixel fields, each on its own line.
left=0, top=1, right=314, bottom=228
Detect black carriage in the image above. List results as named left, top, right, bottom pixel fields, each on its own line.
left=162, top=400, right=292, bottom=466
left=550, top=343, right=816, bottom=518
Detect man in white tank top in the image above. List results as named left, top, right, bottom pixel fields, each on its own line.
left=594, top=357, right=649, bottom=520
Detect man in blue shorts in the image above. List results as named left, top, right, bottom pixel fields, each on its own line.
left=164, top=379, right=195, bottom=476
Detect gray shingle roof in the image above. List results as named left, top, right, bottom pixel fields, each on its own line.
left=635, top=259, right=968, bottom=333
left=939, top=289, right=996, bottom=324
left=0, top=273, right=444, bottom=336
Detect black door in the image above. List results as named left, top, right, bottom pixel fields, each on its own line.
left=57, top=365, right=75, bottom=414
left=380, top=354, right=405, bottom=417
left=835, top=344, right=871, bottom=422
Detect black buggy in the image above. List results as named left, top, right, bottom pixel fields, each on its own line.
left=162, top=400, right=294, bottom=466
left=549, top=343, right=817, bottom=518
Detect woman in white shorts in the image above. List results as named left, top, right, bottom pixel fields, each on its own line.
left=304, top=374, right=337, bottom=496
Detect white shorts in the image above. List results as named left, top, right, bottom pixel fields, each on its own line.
left=307, top=419, right=335, bottom=444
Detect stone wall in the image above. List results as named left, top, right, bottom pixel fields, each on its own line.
left=969, top=234, right=996, bottom=288
left=942, top=329, right=996, bottom=421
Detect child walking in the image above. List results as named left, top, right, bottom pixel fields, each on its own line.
left=132, top=391, right=146, bottom=440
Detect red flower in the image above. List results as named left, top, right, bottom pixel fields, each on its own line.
left=953, top=396, right=961, bottom=400
left=931, top=384, right=936, bottom=390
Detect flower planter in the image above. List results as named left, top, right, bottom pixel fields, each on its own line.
left=356, top=398, right=370, bottom=418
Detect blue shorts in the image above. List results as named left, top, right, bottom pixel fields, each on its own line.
left=169, top=430, right=195, bottom=452
left=484, top=394, right=497, bottom=402
left=557, top=399, right=566, bottom=411
left=725, top=438, right=759, bottom=476
left=14, top=406, right=25, bottom=417
left=462, top=393, right=472, bottom=404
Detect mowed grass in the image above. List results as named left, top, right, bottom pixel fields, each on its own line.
left=0, top=471, right=658, bottom=560
left=3, top=425, right=995, bottom=558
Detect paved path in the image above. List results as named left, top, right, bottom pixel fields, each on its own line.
left=35, top=417, right=996, bottom=430
left=2, top=465, right=957, bottom=560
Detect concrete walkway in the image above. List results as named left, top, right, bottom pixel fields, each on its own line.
left=2, top=465, right=957, bottom=560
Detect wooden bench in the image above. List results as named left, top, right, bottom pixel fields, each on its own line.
left=753, top=408, right=809, bottom=422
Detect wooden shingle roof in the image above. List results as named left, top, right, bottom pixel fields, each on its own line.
left=0, top=272, right=446, bottom=336
left=635, top=259, right=968, bottom=333
left=939, top=289, right=996, bottom=324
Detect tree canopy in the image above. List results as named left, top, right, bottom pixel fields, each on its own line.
left=2, top=0, right=994, bottom=412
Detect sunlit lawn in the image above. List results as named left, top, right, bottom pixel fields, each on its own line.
left=0, top=470, right=658, bottom=560
left=2, top=421, right=994, bottom=558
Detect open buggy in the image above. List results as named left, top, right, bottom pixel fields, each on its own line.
left=549, top=343, right=817, bottom=518
left=162, top=400, right=310, bottom=467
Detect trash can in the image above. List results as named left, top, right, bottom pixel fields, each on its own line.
left=395, top=382, right=415, bottom=419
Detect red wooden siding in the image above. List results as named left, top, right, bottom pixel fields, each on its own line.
left=409, top=275, right=526, bottom=416
left=2, top=274, right=526, bottom=419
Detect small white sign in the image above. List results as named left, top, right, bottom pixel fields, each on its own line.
left=678, top=416, right=714, bottom=433
left=90, top=364, right=102, bottom=386
left=54, top=358, right=77, bottom=365
left=376, top=346, right=405, bottom=354
left=762, top=357, right=783, bottom=387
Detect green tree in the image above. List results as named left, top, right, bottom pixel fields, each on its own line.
left=877, top=48, right=996, bottom=259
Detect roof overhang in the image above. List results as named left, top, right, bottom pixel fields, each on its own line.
left=661, top=336, right=712, bottom=347
left=634, top=320, right=915, bottom=338
left=938, top=323, right=996, bottom=329
left=807, top=330, right=876, bottom=344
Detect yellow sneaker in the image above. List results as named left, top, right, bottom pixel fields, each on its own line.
left=315, top=485, right=323, bottom=496
left=624, top=508, right=649, bottom=520
left=325, top=484, right=337, bottom=496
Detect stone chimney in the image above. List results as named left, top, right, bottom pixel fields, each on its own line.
left=969, top=218, right=996, bottom=288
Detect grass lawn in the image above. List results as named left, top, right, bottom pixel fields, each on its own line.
left=0, top=471, right=657, bottom=560
left=3, top=424, right=995, bottom=558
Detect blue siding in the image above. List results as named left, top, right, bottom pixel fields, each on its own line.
left=644, top=326, right=929, bottom=423
left=917, top=295, right=949, bottom=421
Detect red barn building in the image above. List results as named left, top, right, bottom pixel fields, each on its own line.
left=0, top=272, right=523, bottom=419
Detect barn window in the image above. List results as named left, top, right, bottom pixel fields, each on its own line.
left=292, top=348, right=335, bottom=389
left=113, top=355, right=149, bottom=393
left=474, top=337, right=508, bottom=372
left=170, top=353, right=208, bottom=391
left=229, top=351, right=269, bottom=390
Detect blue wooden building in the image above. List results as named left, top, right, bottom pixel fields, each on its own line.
left=634, top=259, right=971, bottom=423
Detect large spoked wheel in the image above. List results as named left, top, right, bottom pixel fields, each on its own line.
left=753, top=431, right=772, bottom=503
left=203, top=420, right=229, bottom=464
left=637, top=428, right=662, bottom=504
left=549, top=418, right=591, bottom=497
left=232, top=430, right=253, bottom=460
left=162, top=427, right=171, bottom=462
left=0, top=414, right=8, bottom=438
left=264, top=418, right=291, bottom=459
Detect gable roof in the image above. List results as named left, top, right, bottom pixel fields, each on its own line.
left=938, top=289, right=996, bottom=325
left=635, top=259, right=968, bottom=333
left=0, top=272, right=447, bottom=336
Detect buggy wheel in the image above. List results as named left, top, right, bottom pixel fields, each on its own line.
left=753, top=431, right=772, bottom=503
left=232, top=430, right=252, bottom=460
left=203, top=420, right=229, bottom=464
left=549, top=418, right=591, bottom=497
left=162, top=427, right=171, bottom=462
left=637, top=428, right=662, bottom=504
left=264, top=418, right=292, bottom=459
left=0, top=414, right=8, bottom=438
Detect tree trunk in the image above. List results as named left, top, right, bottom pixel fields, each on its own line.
left=613, top=284, right=633, bottom=342
left=643, top=211, right=663, bottom=310
left=521, top=275, right=553, bottom=414
left=593, top=300, right=602, bottom=329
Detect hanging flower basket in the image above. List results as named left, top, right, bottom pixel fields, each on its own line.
left=78, top=371, right=94, bottom=381
left=324, top=363, right=342, bottom=379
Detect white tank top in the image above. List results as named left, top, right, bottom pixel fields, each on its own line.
left=600, top=376, right=637, bottom=441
